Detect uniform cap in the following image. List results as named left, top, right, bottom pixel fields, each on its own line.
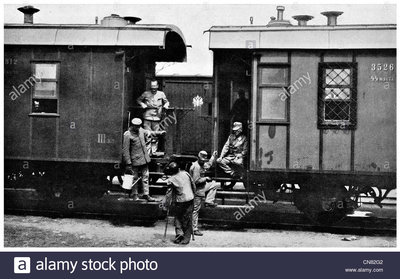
left=165, top=161, right=179, bottom=175
left=131, top=118, right=142, bottom=126
left=150, top=80, right=158, bottom=89
left=232, top=122, right=243, bottom=131
left=198, top=150, right=208, bottom=161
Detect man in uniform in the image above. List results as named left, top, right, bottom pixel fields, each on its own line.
left=217, top=122, right=248, bottom=179
left=166, top=162, right=195, bottom=245
left=189, top=150, right=219, bottom=236
left=122, top=118, right=165, bottom=202
left=137, top=80, right=170, bottom=154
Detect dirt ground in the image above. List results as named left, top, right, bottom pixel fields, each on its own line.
left=4, top=214, right=395, bottom=248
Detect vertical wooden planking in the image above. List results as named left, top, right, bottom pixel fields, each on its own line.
left=58, top=47, right=91, bottom=160
left=322, top=130, right=351, bottom=170
left=89, top=48, right=124, bottom=162
left=249, top=55, right=258, bottom=170
left=289, top=51, right=320, bottom=170
left=258, top=125, right=287, bottom=169
left=321, top=51, right=353, bottom=171
left=31, top=117, right=57, bottom=158
left=30, top=47, right=59, bottom=160
left=4, top=46, right=33, bottom=158
left=354, top=51, right=396, bottom=172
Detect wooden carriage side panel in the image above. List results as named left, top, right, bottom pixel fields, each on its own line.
left=251, top=51, right=289, bottom=170
left=354, top=51, right=396, bottom=173
left=289, top=51, right=319, bottom=170
left=257, top=125, right=287, bottom=169
left=30, top=47, right=59, bottom=159
left=322, top=130, right=351, bottom=170
left=320, top=52, right=353, bottom=171
left=4, top=46, right=32, bottom=158
left=88, top=48, right=124, bottom=162
left=31, top=118, right=57, bottom=158
left=58, top=48, right=91, bottom=160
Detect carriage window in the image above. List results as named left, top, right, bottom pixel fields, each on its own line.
left=260, top=88, right=287, bottom=120
left=318, top=63, right=357, bottom=129
left=260, top=68, right=288, bottom=86
left=258, top=65, right=289, bottom=122
left=32, top=63, right=59, bottom=114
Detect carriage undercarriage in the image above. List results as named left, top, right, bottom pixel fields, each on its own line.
left=5, top=157, right=396, bottom=229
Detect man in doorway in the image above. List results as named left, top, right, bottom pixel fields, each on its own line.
left=189, top=150, right=219, bottom=236
left=230, top=89, right=249, bottom=127
left=137, top=80, right=170, bottom=154
left=217, top=122, right=248, bottom=179
left=122, top=118, right=165, bottom=202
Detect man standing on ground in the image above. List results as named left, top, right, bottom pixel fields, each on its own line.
left=122, top=118, right=165, bottom=202
left=137, top=80, right=170, bottom=154
left=166, top=162, right=195, bottom=245
left=190, top=150, right=219, bottom=236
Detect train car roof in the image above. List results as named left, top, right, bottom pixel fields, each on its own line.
left=207, top=24, right=396, bottom=50
left=4, top=23, right=187, bottom=62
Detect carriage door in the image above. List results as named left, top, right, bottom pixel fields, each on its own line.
left=250, top=53, right=290, bottom=170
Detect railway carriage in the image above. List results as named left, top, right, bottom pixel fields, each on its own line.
left=207, top=6, right=396, bottom=223
left=4, top=7, right=187, bottom=197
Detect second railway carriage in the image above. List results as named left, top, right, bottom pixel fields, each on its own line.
left=207, top=6, right=396, bottom=223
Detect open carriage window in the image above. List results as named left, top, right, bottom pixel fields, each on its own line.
left=31, top=63, right=59, bottom=114
left=318, top=62, right=357, bottom=129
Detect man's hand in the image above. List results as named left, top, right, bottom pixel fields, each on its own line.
left=216, top=157, right=222, bottom=164
left=206, top=177, right=212, bottom=182
left=212, top=151, right=218, bottom=157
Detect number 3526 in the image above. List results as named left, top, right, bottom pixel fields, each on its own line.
left=371, top=63, right=395, bottom=71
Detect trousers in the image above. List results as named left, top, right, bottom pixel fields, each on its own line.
left=130, top=164, right=149, bottom=195
left=217, top=155, right=244, bottom=176
left=174, top=200, right=194, bottom=243
left=192, top=181, right=218, bottom=230
left=143, top=119, right=161, bottom=153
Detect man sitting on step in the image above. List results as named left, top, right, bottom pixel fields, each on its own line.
left=217, top=122, right=248, bottom=180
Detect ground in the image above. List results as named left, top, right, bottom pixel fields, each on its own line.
left=4, top=214, right=395, bottom=248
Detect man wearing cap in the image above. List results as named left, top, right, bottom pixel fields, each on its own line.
left=189, top=150, right=219, bottom=236
left=137, top=80, right=170, bottom=154
left=165, top=162, right=196, bottom=245
left=122, top=118, right=165, bottom=202
left=217, top=122, right=248, bottom=179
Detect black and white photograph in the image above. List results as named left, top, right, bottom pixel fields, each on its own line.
left=2, top=2, right=397, bottom=249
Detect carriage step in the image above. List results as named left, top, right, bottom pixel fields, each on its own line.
left=216, top=191, right=254, bottom=199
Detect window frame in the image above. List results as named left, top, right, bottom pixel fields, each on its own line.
left=318, top=62, right=357, bottom=130
left=30, top=61, right=60, bottom=116
left=257, top=63, right=290, bottom=124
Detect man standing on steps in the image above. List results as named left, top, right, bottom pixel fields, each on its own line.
left=190, top=150, right=219, bottom=236
left=122, top=118, right=165, bottom=202
left=137, top=80, right=170, bottom=154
